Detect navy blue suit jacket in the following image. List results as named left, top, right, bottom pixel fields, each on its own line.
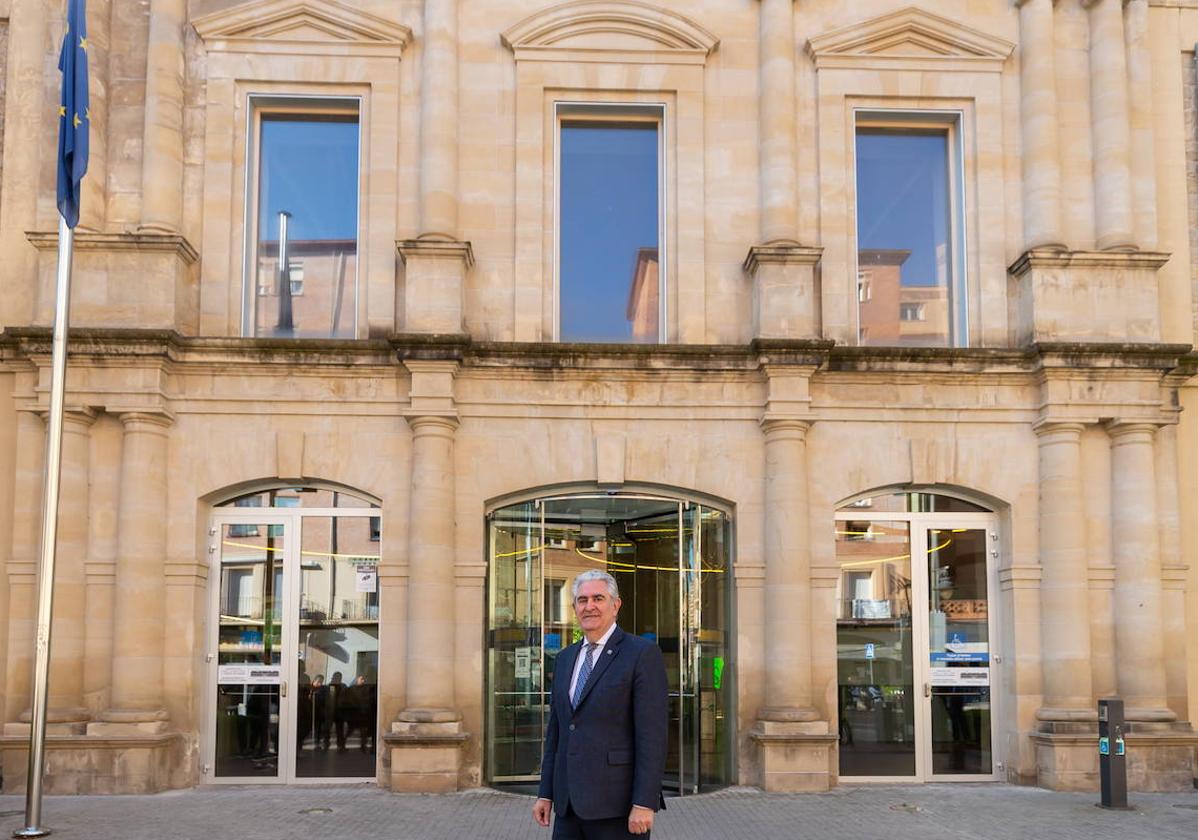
left=537, top=626, right=669, bottom=820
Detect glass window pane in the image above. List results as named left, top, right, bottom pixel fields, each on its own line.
left=254, top=113, right=358, bottom=339
left=836, top=521, right=916, bottom=777
left=560, top=122, right=660, bottom=343
left=856, top=129, right=954, bottom=347
left=927, top=528, right=992, bottom=775
left=295, top=515, right=380, bottom=778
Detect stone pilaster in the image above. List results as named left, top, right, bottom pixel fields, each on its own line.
left=138, top=0, right=186, bottom=234
left=1085, top=0, right=1134, bottom=250
left=0, top=0, right=48, bottom=327
left=4, top=409, right=45, bottom=724
left=746, top=2, right=820, bottom=341
left=1123, top=0, right=1156, bottom=249
left=758, top=0, right=797, bottom=244
left=96, top=412, right=172, bottom=728
left=1153, top=423, right=1187, bottom=719
left=1017, top=0, right=1064, bottom=249
left=388, top=361, right=466, bottom=791
left=751, top=367, right=833, bottom=792
left=418, top=0, right=460, bottom=239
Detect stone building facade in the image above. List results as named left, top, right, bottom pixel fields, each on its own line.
left=0, top=0, right=1196, bottom=796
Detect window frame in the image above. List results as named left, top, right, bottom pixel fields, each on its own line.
left=241, top=94, right=364, bottom=339
left=850, top=109, right=969, bottom=348
left=552, top=101, right=668, bottom=344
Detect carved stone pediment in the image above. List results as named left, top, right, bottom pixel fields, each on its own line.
left=192, top=0, right=412, bottom=56
left=807, top=6, right=1013, bottom=71
left=502, top=0, right=719, bottom=64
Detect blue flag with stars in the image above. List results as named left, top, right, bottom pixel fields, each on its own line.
left=56, top=0, right=89, bottom=228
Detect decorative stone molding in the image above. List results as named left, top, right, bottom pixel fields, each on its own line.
left=192, top=0, right=412, bottom=57
left=26, top=231, right=199, bottom=265
left=807, top=6, right=1015, bottom=72
left=744, top=246, right=823, bottom=340
left=397, top=240, right=473, bottom=335
left=501, top=0, right=719, bottom=64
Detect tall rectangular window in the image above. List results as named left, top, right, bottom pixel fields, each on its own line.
left=558, top=110, right=662, bottom=343
left=855, top=118, right=965, bottom=347
left=246, top=99, right=360, bottom=338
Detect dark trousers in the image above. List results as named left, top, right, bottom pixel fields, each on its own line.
left=552, top=804, right=648, bottom=840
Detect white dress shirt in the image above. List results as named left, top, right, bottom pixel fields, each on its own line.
left=568, top=621, right=617, bottom=700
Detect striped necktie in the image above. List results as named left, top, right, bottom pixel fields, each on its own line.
left=571, top=643, right=597, bottom=709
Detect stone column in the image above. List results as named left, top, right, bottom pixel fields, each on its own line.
left=418, top=0, right=459, bottom=239
left=1107, top=422, right=1171, bottom=720
left=1085, top=0, right=1134, bottom=250
left=1034, top=423, right=1093, bottom=719
left=745, top=2, right=819, bottom=341
left=138, top=0, right=186, bottom=234
left=751, top=412, right=833, bottom=792
left=4, top=410, right=45, bottom=722
left=100, top=412, right=172, bottom=725
left=760, top=419, right=814, bottom=716
left=45, top=410, right=96, bottom=724
left=389, top=360, right=466, bottom=792
left=1152, top=423, right=1186, bottom=718
left=401, top=415, right=459, bottom=715
left=80, top=0, right=111, bottom=231
left=1017, top=0, right=1064, bottom=249
left=0, top=0, right=48, bottom=327
left=1123, top=0, right=1157, bottom=249
left=758, top=0, right=797, bottom=245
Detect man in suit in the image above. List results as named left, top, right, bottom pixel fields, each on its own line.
left=532, top=569, right=668, bottom=838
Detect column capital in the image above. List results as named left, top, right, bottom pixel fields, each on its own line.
left=1104, top=419, right=1159, bottom=442
left=117, top=410, right=175, bottom=433
left=55, top=406, right=98, bottom=430
left=1032, top=420, right=1086, bottom=440
left=760, top=417, right=810, bottom=440
left=404, top=413, right=460, bottom=436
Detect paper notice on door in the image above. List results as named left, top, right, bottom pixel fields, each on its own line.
left=218, top=664, right=281, bottom=685
left=929, top=667, right=990, bottom=687
left=514, top=647, right=531, bottom=679
left=356, top=566, right=378, bottom=593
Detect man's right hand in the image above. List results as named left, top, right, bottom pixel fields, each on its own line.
left=532, top=797, right=552, bottom=827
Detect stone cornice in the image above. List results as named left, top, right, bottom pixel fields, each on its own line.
left=25, top=231, right=199, bottom=265
left=1, top=328, right=1193, bottom=379
left=1008, top=248, right=1171, bottom=276
left=396, top=239, right=475, bottom=269
left=742, top=244, right=823, bottom=275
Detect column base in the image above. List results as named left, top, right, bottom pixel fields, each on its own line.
left=0, top=723, right=182, bottom=794
left=384, top=710, right=468, bottom=793
left=750, top=715, right=836, bottom=792
left=1032, top=719, right=1198, bottom=792
left=743, top=243, right=823, bottom=340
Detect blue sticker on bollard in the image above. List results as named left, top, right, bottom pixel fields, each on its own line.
left=1099, top=737, right=1110, bottom=755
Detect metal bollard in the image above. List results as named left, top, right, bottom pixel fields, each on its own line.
left=1097, top=697, right=1129, bottom=809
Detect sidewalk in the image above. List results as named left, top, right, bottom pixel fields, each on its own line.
left=0, top=783, right=1194, bottom=840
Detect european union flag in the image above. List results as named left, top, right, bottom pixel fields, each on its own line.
left=56, top=0, right=89, bottom=228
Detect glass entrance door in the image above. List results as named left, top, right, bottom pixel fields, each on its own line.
left=835, top=492, right=999, bottom=781
left=486, top=494, right=730, bottom=794
left=207, top=488, right=381, bottom=783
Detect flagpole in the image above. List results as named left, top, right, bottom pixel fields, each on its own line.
left=15, top=216, right=74, bottom=840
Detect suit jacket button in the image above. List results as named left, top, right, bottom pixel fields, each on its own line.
left=569, top=724, right=575, bottom=731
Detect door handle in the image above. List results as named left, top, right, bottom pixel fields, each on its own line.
left=924, top=683, right=930, bottom=698
left=281, top=681, right=288, bottom=698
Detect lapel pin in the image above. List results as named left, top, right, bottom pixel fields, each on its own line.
left=607, top=650, right=613, bottom=655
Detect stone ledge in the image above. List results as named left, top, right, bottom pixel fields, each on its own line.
left=396, top=239, right=475, bottom=269
left=743, top=244, right=823, bottom=274
left=382, top=733, right=470, bottom=747
left=0, top=732, right=181, bottom=750
left=1008, top=248, right=1171, bottom=276
left=26, top=231, right=200, bottom=265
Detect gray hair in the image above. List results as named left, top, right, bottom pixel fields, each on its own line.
left=571, top=569, right=619, bottom=601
